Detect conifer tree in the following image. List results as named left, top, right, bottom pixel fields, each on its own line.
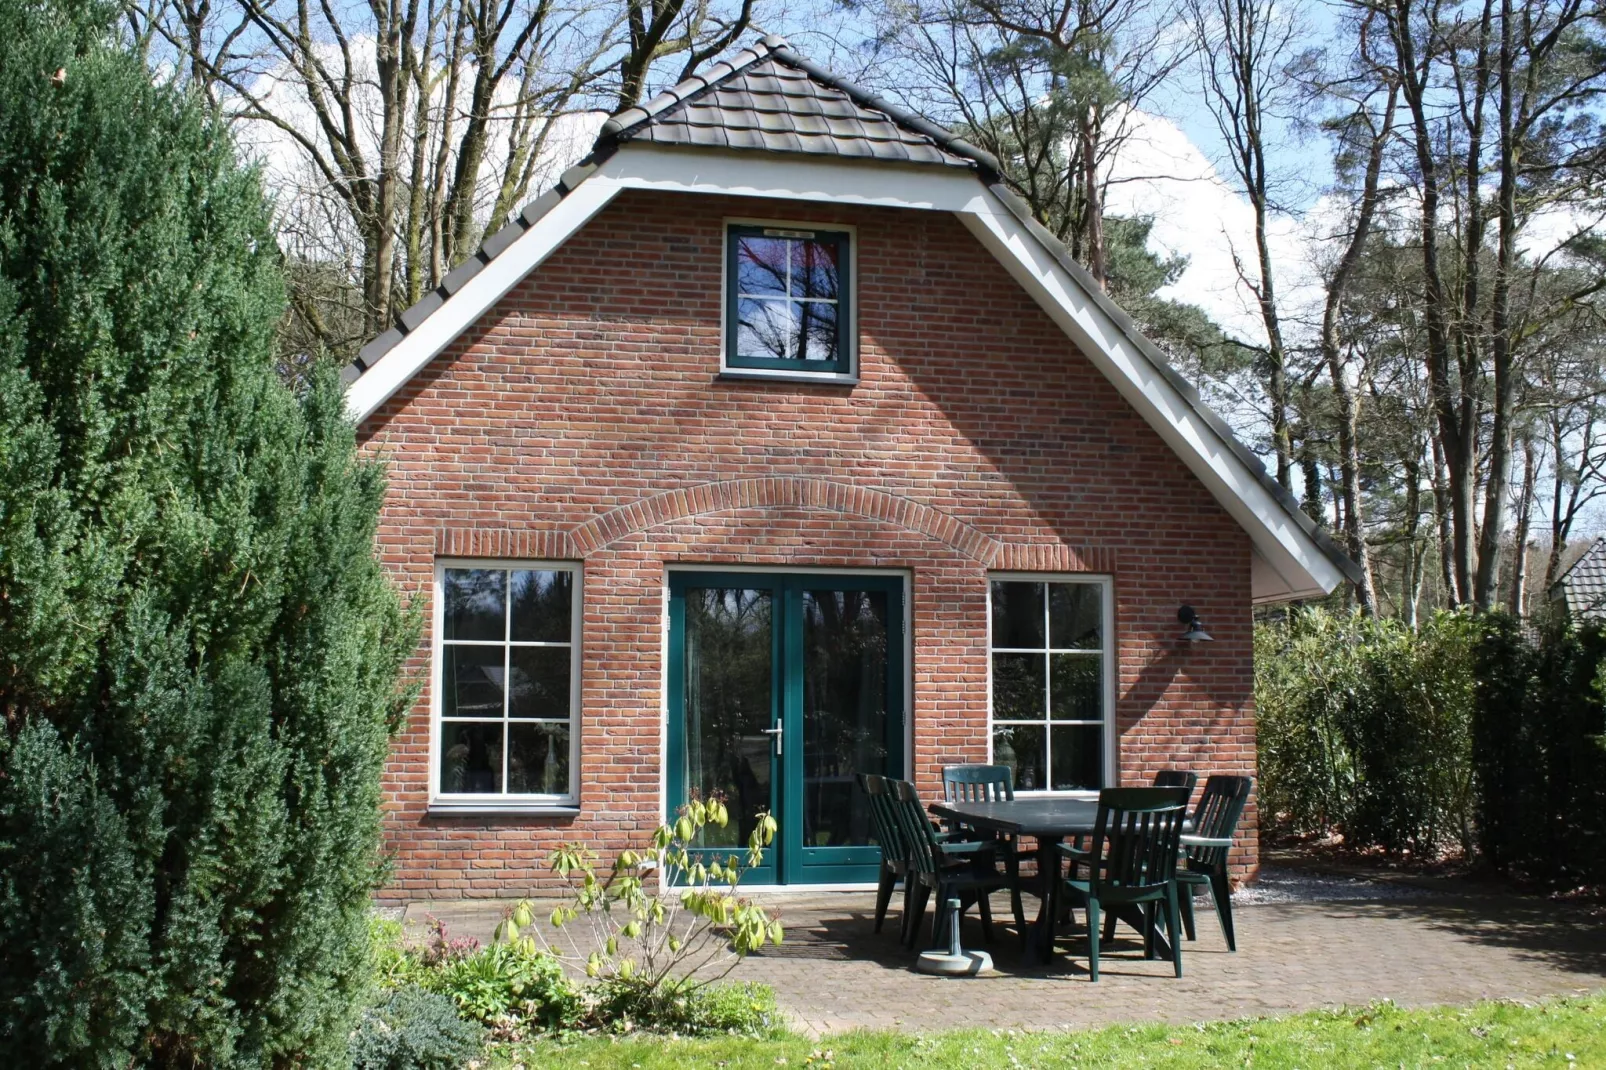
left=0, top=0, right=415, bottom=1064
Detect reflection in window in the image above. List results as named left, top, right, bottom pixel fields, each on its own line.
left=990, top=579, right=1106, bottom=791
left=439, top=564, right=577, bottom=798
left=727, top=226, right=850, bottom=373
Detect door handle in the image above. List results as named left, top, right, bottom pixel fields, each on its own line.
left=760, top=726, right=783, bottom=755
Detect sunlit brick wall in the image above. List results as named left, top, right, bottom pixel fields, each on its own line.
left=360, top=189, right=1259, bottom=900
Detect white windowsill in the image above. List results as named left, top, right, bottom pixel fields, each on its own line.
left=718, top=368, right=859, bottom=386
left=427, top=799, right=579, bottom=816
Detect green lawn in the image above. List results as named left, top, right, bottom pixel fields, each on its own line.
left=494, top=993, right=1606, bottom=1069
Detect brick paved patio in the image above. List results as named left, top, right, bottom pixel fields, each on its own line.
left=404, top=879, right=1606, bottom=1036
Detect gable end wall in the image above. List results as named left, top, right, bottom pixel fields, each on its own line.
left=360, top=189, right=1259, bottom=897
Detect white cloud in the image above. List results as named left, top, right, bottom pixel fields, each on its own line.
left=1101, top=107, right=1327, bottom=348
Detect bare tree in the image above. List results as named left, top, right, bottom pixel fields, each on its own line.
left=133, top=0, right=757, bottom=356
left=1186, top=0, right=1305, bottom=489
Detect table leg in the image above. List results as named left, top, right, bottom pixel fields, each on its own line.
left=1025, top=835, right=1062, bottom=963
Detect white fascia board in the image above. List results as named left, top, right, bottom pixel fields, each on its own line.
left=343, top=143, right=1342, bottom=600
left=592, top=143, right=993, bottom=213
left=956, top=196, right=1345, bottom=601
left=346, top=179, right=622, bottom=423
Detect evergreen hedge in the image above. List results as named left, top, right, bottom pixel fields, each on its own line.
left=0, top=0, right=416, bottom=1064
left=1472, top=617, right=1606, bottom=887
left=1257, top=607, right=1606, bottom=886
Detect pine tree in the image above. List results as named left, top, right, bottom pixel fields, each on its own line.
left=0, top=1, right=416, bottom=1064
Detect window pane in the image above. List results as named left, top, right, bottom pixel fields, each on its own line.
left=685, top=587, right=773, bottom=851
left=443, top=569, right=505, bottom=641
left=510, top=569, right=572, bottom=643
left=508, top=646, right=570, bottom=720
left=735, top=235, right=788, bottom=296
left=992, top=652, right=1045, bottom=720
left=792, top=239, right=839, bottom=300
left=993, top=723, right=1046, bottom=792
left=1051, top=724, right=1103, bottom=790
left=991, top=581, right=1045, bottom=648
left=439, top=721, right=503, bottom=794
left=508, top=722, right=570, bottom=795
left=1049, top=583, right=1101, bottom=649
left=442, top=644, right=504, bottom=719
left=801, top=589, right=890, bottom=851
left=736, top=297, right=796, bottom=360
left=1050, top=653, right=1101, bottom=721
left=795, top=301, right=838, bottom=364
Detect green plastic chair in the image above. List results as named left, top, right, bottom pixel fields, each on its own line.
left=941, top=764, right=1032, bottom=940
left=1177, top=775, right=1253, bottom=952
left=1152, top=769, right=1198, bottom=796
left=1058, top=787, right=1189, bottom=981
left=890, top=779, right=1003, bottom=949
left=858, top=773, right=909, bottom=935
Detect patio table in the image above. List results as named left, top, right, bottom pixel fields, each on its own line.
left=928, top=797, right=1179, bottom=964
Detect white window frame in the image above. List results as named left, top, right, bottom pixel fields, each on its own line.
left=986, top=572, right=1116, bottom=796
left=719, top=216, right=859, bottom=385
left=428, top=557, right=582, bottom=814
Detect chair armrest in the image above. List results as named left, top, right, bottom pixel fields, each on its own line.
left=1055, top=843, right=1092, bottom=860
left=1180, top=835, right=1233, bottom=849
left=937, top=840, right=993, bottom=855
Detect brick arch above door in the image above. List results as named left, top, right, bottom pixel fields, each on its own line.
left=431, top=476, right=1116, bottom=574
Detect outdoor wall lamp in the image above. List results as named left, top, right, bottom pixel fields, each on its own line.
left=1178, top=605, right=1214, bottom=642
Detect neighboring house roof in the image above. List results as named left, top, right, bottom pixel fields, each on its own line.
left=342, top=34, right=1362, bottom=604
left=1550, top=537, right=1606, bottom=618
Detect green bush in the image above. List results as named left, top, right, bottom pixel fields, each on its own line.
left=1258, top=606, right=1606, bottom=883
left=1472, top=616, right=1606, bottom=887
left=588, top=979, right=782, bottom=1037
left=1256, top=609, right=1476, bottom=856
left=372, top=915, right=582, bottom=1037
left=348, top=987, right=484, bottom=1070
left=0, top=0, right=415, bottom=1064
left=422, top=941, right=583, bottom=1032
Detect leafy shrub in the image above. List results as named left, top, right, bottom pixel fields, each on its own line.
left=1258, top=606, right=1606, bottom=882
left=500, top=797, right=783, bottom=1035
left=371, top=915, right=581, bottom=1038
left=587, top=979, right=782, bottom=1037
left=1256, top=609, right=1477, bottom=856
left=0, top=0, right=415, bottom=1064
left=1473, top=615, right=1606, bottom=887
left=423, top=941, right=583, bottom=1033
left=348, top=987, right=484, bottom=1070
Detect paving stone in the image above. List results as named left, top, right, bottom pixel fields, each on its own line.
left=398, top=887, right=1606, bottom=1037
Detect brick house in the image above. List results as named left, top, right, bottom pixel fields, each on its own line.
left=344, top=37, right=1358, bottom=899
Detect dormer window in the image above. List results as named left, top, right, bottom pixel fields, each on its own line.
left=725, top=223, right=854, bottom=378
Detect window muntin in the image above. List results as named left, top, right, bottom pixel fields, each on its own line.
left=989, top=579, right=1108, bottom=792
left=726, top=225, right=851, bottom=374
left=437, top=565, right=577, bottom=801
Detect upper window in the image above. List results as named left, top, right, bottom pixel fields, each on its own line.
left=725, top=224, right=852, bottom=376
left=435, top=563, right=578, bottom=804
left=989, top=578, right=1109, bottom=793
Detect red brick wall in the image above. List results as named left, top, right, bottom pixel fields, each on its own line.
left=360, top=189, right=1259, bottom=900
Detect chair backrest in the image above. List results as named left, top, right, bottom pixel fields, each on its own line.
left=1152, top=769, right=1198, bottom=797
left=1086, top=787, right=1189, bottom=894
left=858, top=773, right=905, bottom=864
left=889, top=779, right=942, bottom=877
left=942, top=764, right=1015, bottom=804
left=1186, top=775, right=1253, bottom=868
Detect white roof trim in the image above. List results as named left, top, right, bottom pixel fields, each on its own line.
left=957, top=193, right=1346, bottom=601
left=345, top=179, right=622, bottom=423
left=345, top=143, right=1345, bottom=601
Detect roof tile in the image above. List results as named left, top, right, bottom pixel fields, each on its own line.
left=612, top=51, right=973, bottom=169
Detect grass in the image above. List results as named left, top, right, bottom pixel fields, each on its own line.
left=491, top=992, right=1606, bottom=1068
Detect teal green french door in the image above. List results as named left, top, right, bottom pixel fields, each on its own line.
left=667, top=572, right=905, bottom=885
